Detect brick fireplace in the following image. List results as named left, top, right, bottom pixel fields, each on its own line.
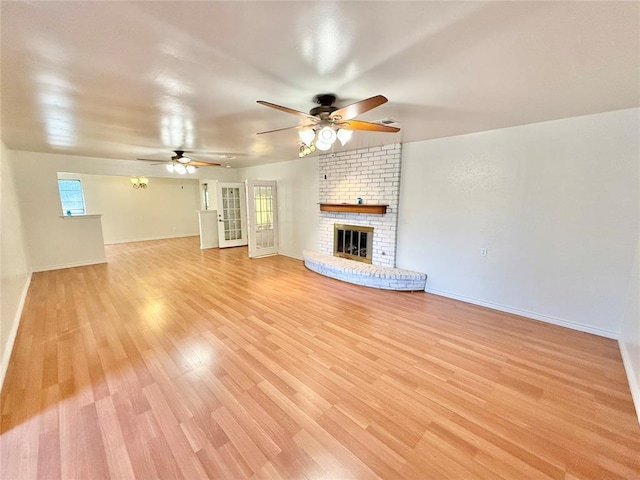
left=305, top=142, right=426, bottom=291
left=318, top=143, right=401, bottom=268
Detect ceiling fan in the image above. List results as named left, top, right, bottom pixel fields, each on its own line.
left=256, top=94, right=400, bottom=153
left=137, top=150, right=222, bottom=174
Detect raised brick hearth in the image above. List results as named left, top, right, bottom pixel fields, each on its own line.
left=303, top=250, right=427, bottom=291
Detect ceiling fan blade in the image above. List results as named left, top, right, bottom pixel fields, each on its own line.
left=138, top=152, right=240, bottom=163
left=137, top=157, right=220, bottom=167
left=170, top=150, right=245, bottom=158
left=338, top=119, right=400, bottom=133
left=257, top=100, right=319, bottom=122
left=188, top=161, right=221, bottom=167
left=256, top=124, right=314, bottom=135
left=329, top=95, right=388, bottom=121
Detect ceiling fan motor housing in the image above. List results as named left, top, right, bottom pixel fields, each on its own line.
left=172, top=150, right=191, bottom=163
left=310, top=93, right=338, bottom=118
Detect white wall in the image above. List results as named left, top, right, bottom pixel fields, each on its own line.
left=10, top=151, right=238, bottom=270
left=0, top=142, right=31, bottom=388
left=239, top=157, right=319, bottom=259
left=11, top=152, right=107, bottom=271
left=397, top=108, right=639, bottom=338
left=61, top=173, right=201, bottom=244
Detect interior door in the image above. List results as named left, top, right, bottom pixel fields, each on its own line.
left=215, top=182, right=248, bottom=248
left=246, top=180, right=278, bottom=258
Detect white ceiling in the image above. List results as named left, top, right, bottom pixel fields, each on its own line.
left=1, top=1, right=638, bottom=168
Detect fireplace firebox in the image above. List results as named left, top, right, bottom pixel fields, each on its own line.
left=333, top=224, right=373, bottom=264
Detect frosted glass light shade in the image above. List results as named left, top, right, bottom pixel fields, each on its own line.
left=175, top=164, right=187, bottom=175
left=299, top=129, right=315, bottom=147
left=166, top=164, right=175, bottom=173
left=186, top=165, right=196, bottom=174
left=337, top=129, right=353, bottom=146
left=317, top=126, right=337, bottom=145
left=315, top=140, right=332, bottom=151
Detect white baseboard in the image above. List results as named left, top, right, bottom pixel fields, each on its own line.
left=619, top=340, right=640, bottom=425
left=425, top=287, right=619, bottom=339
left=31, top=258, right=107, bottom=273
left=278, top=251, right=303, bottom=261
left=104, top=233, right=199, bottom=245
left=0, top=272, right=32, bottom=390
left=250, top=253, right=278, bottom=259
left=200, top=242, right=219, bottom=249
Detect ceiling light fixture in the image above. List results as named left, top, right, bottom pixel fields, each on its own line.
left=298, top=125, right=352, bottom=154
left=166, top=162, right=197, bottom=175
left=336, top=128, right=353, bottom=146
left=130, top=176, right=149, bottom=189
left=299, top=143, right=316, bottom=157
left=315, top=139, right=332, bottom=151
left=299, top=129, right=315, bottom=147
left=317, top=126, right=337, bottom=145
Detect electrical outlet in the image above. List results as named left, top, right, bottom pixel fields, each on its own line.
left=480, top=248, right=487, bottom=257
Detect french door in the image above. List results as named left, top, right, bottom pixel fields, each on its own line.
left=246, top=180, right=278, bottom=258
left=215, top=182, right=248, bottom=248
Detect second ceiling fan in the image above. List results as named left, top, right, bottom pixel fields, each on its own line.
left=137, top=150, right=222, bottom=174
left=257, top=94, right=400, bottom=153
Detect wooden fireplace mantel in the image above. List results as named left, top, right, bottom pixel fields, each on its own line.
left=319, top=203, right=388, bottom=215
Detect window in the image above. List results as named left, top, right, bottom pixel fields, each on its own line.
left=57, top=179, right=86, bottom=215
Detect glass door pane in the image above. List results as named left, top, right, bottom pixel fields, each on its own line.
left=247, top=180, right=278, bottom=258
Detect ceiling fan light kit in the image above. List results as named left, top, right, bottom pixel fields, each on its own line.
left=299, top=125, right=351, bottom=150
left=257, top=94, right=400, bottom=156
left=299, top=143, right=316, bottom=158
left=166, top=162, right=197, bottom=175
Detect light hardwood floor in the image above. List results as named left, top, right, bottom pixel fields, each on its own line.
left=1, top=236, right=638, bottom=479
